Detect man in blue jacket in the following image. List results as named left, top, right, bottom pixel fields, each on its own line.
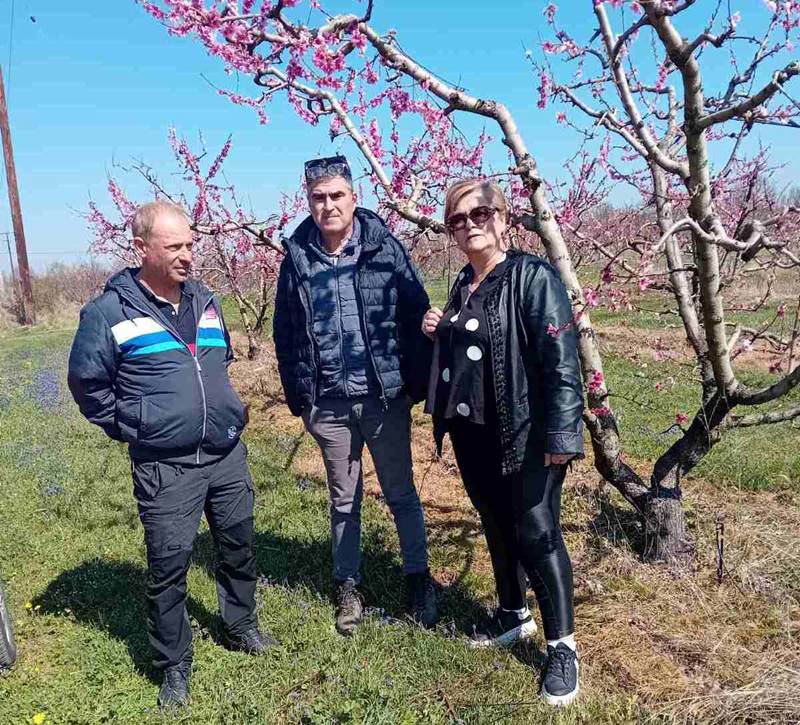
left=68, top=201, right=275, bottom=710
left=273, top=156, right=436, bottom=636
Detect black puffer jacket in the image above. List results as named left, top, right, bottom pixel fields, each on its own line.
left=428, top=250, right=585, bottom=475
left=68, top=269, right=247, bottom=463
left=273, top=208, right=432, bottom=415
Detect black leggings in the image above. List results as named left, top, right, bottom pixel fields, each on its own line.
left=449, top=419, right=575, bottom=640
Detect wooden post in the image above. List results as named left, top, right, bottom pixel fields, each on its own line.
left=0, top=66, right=34, bottom=324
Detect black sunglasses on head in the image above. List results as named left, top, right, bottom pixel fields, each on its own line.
left=445, top=205, right=498, bottom=232
left=304, top=155, right=352, bottom=184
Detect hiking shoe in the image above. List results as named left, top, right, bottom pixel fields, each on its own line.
left=334, top=580, right=363, bottom=636
left=468, top=607, right=537, bottom=648
left=406, top=569, right=438, bottom=628
left=224, top=626, right=278, bottom=655
left=541, top=642, right=579, bottom=707
left=158, top=661, right=191, bottom=710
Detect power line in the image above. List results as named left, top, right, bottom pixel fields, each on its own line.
left=24, top=250, right=92, bottom=255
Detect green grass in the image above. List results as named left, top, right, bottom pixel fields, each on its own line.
left=0, top=327, right=646, bottom=724
left=1, top=298, right=797, bottom=722
left=602, top=353, right=800, bottom=490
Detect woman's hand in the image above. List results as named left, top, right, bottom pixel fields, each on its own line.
left=422, top=307, right=443, bottom=340
left=545, top=453, right=574, bottom=467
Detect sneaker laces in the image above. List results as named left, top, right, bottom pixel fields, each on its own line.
left=337, top=583, right=361, bottom=618
left=239, top=628, right=260, bottom=649
left=546, top=646, right=574, bottom=683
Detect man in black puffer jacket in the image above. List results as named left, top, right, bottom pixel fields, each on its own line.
left=68, top=201, right=275, bottom=711
left=273, top=156, right=436, bottom=635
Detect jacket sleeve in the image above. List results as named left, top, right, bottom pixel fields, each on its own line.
left=272, top=256, right=303, bottom=415
left=392, top=237, right=433, bottom=403
left=523, top=262, right=585, bottom=457
left=67, top=301, right=123, bottom=441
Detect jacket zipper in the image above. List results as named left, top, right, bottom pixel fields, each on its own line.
left=354, top=257, right=387, bottom=407
left=332, top=256, right=350, bottom=396
left=119, top=290, right=212, bottom=460
left=193, top=297, right=214, bottom=464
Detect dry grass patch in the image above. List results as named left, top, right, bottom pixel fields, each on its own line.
left=229, top=334, right=799, bottom=723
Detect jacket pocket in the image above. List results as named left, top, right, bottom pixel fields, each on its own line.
left=136, top=392, right=204, bottom=451
left=115, top=397, right=141, bottom=443
left=203, top=378, right=247, bottom=450
left=131, top=460, right=161, bottom=501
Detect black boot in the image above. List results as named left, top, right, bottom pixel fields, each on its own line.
left=158, top=660, right=191, bottom=710
left=224, top=626, right=278, bottom=655
left=406, top=569, right=438, bottom=628
left=334, top=580, right=363, bottom=636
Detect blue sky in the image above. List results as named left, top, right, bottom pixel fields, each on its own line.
left=0, top=1, right=796, bottom=271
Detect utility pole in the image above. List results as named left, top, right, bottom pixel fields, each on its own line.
left=4, top=231, right=21, bottom=309
left=0, top=65, right=34, bottom=324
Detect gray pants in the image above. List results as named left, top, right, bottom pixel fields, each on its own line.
left=302, top=395, right=429, bottom=583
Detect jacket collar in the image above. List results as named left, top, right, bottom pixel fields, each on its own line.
left=283, top=207, right=391, bottom=258
left=106, top=267, right=212, bottom=315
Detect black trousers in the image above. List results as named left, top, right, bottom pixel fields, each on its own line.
left=132, top=441, right=258, bottom=669
left=449, top=419, right=575, bottom=640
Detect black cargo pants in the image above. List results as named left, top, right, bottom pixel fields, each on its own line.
left=132, top=441, right=257, bottom=670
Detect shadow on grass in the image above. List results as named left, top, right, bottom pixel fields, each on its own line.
left=587, top=493, right=646, bottom=557
left=32, top=558, right=216, bottom=684
left=193, top=523, right=487, bottom=635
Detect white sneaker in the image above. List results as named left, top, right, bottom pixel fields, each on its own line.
left=468, top=608, right=538, bottom=648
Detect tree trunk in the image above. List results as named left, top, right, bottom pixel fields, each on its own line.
left=246, top=330, right=261, bottom=360
left=642, top=493, right=694, bottom=566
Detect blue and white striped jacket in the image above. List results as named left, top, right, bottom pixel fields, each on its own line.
left=68, top=268, right=247, bottom=463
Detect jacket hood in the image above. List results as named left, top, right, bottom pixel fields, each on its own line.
left=104, top=267, right=211, bottom=302
left=283, top=207, right=392, bottom=257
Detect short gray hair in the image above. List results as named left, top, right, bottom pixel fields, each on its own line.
left=131, top=200, right=189, bottom=241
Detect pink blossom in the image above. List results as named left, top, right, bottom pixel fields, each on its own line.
left=675, top=412, right=689, bottom=426
left=777, top=303, right=786, bottom=318
left=587, top=370, right=605, bottom=395
left=537, top=71, right=552, bottom=109
left=584, top=287, right=599, bottom=307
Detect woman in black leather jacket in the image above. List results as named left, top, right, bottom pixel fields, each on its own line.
left=423, top=178, right=584, bottom=707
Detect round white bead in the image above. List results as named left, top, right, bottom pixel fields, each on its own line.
left=456, top=402, right=471, bottom=416
left=466, top=346, right=483, bottom=361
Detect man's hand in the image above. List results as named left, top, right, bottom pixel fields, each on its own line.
left=422, top=307, right=443, bottom=340
left=545, top=453, right=574, bottom=467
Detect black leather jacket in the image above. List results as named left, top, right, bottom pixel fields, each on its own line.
left=430, top=250, right=585, bottom=475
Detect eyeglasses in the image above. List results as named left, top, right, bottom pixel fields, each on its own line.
left=445, top=206, right=498, bottom=232
left=304, top=155, right=352, bottom=184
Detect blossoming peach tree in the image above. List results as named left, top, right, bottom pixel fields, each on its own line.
left=116, top=0, right=799, bottom=565
left=86, top=129, right=304, bottom=358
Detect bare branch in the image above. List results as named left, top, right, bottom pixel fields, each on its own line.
left=699, top=61, right=800, bottom=129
